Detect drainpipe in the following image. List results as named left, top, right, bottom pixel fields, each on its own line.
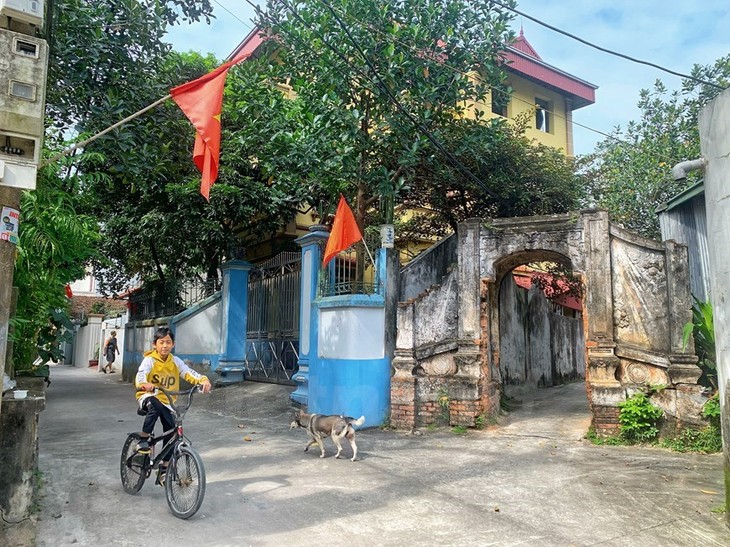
left=671, top=158, right=706, bottom=180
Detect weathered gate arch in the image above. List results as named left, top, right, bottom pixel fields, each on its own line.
left=393, top=209, right=705, bottom=435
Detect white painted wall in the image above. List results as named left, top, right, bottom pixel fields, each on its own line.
left=319, top=307, right=385, bottom=360
left=699, top=89, right=730, bottom=420
left=72, top=315, right=103, bottom=367
left=174, top=300, right=221, bottom=355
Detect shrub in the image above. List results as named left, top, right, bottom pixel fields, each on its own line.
left=702, top=393, right=721, bottom=426
left=682, top=298, right=716, bottom=389
left=618, top=392, right=664, bottom=443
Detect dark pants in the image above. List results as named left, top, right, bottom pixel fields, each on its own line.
left=141, top=397, right=175, bottom=461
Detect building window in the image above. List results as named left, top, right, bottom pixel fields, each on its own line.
left=9, top=81, right=36, bottom=101
left=14, top=38, right=39, bottom=58
left=491, top=90, right=508, bottom=117
left=535, top=98, right=551, bottom=132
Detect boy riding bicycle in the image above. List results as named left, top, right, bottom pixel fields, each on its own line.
left=135, top=327, right=211, bottom=482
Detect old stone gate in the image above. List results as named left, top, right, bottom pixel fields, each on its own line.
left=392, top=209, right=705, bottom=435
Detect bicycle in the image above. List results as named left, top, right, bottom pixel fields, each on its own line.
left=120, top=385, right=206, bottom=519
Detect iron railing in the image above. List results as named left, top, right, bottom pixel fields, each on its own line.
left=128, top=277, right=220, bottom=321
left=319, top=237, right=380, bottom=297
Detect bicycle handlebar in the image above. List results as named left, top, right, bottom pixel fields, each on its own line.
left=136, top=385, right=204, bottom=416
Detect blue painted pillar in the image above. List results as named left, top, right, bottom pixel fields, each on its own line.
left=291, top=227, right=329, bottom=406
left=218, top=260, right=253, bottom=377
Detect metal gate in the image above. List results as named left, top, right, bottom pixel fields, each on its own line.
left=244, top=252, right=301, bottom=385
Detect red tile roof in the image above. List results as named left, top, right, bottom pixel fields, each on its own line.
left=503, top=30, right=596, bottom=110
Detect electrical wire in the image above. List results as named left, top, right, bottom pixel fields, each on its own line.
left=491, top=0, right=727, bottom=92
left=211, top=0, right=255, bottom=31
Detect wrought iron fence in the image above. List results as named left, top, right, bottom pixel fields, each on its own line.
left=128, top=277, right=221, bottom=321
left=319, top=235, right=381, bottom=297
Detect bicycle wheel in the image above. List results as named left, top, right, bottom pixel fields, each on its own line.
left=165, top=445, right=206, bottom=519
left=120, top=434, right=148, bottom=494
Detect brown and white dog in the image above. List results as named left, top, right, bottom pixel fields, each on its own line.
left=290, top=411, right=365, bottom=461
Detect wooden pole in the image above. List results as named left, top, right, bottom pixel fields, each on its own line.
left=40, top=94, right=172, bottom=168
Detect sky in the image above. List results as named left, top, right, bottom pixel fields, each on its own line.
left=166, top=0, right=730, bottom=156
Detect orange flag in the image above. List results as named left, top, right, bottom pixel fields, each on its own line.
left=323, top=195, right=363, bottom=266
left=170, top=55, right=248, bottom=200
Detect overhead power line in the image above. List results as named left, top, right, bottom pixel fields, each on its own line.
left=491, top=0, right=726, bottom=92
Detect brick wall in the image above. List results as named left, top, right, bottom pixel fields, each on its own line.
left=592, top=405, right=620, bottom=436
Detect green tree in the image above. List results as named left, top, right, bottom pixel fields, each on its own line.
left=45, top=1, right=300, bottom=294
left=399, top=115, right=585, bottom=237
left=9, top=1, right=217, bottom=368
left=77, top=50, right=301, bottom=294
left=12, top=157, right=100, bottom=371
left=579, top=55, right=730, bottom=240
left=249, top=0, right=518, bottom=228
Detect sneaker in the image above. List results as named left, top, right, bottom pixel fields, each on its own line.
left=156, top=468, right=167, bottom=486
left=109, top=370, right=116, bottom=373
left=137, top=438, right=151, bottom=454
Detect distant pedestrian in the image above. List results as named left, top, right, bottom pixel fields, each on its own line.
left=103, top=331, right=119, bottom=373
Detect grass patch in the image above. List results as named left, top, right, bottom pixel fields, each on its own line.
left=451, top=426, right=468, bottom=435
left=659, top=425, right=722, bottom=454
left=586, top=427, right=625, bottom=446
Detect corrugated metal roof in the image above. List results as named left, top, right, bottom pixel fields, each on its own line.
left=655, top=180, right=705, bottom=214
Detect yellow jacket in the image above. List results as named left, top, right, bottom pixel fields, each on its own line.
left=134, top=349, right=209, bottom=406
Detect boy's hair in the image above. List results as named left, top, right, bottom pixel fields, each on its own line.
left=153, top=327, right=175, bottom=343
left=110, top=330, right=116, bottom=336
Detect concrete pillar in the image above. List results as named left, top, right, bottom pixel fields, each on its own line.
left=218, top=259, right=253, bottom=374
left=0, top=185, right=21, bottom=421
left=698, top=87, right=730, bottom=526
left=582, top=210, right=622, bottom=435
left=291, top=227, right=329, bottom=406
left=0, top=395, right=45, bottom=521
left=457, top=219, right=481, bottom=344
left=391, top=302, right=417, bottom=428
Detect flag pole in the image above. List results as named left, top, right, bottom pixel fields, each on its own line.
left=361, top=237, right=375, bottom=267
left=40, top=94, right=172, bottom=168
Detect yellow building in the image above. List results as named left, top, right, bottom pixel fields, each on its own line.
left=492, top=29, right=596, bottom=155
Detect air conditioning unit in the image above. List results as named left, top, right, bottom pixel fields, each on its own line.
left=0, top=0, right=44, bottom=27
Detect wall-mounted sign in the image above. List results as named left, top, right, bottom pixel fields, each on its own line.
left=1, top=206, right=19, bottom=244
left=380, top=224, right=394, bottom=249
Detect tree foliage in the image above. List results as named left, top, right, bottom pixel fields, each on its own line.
left=10, top=1, right=216, bottom=367
left=579, top=55, right=730, bottom=240
left=398, top=115, right=585, bottom=238
left=12, top=156, right=100, bottom=370
left=250, top=0, right=518, bottom=227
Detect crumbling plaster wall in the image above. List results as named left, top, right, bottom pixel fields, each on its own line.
left=393, top=211, right=704, bottom=433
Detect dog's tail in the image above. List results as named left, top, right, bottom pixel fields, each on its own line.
left=350, top=415, right=365, bottom=427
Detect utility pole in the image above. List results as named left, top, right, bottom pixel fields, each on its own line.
left=0, top=1, right=49, bottom=420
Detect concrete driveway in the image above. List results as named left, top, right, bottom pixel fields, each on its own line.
left=25, top=365, right=730, bottom=546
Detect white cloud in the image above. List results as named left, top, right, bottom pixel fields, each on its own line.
left=165, top=0, right=730, bottom=156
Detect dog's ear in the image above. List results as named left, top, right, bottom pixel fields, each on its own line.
left=293, top=410, right=301, bottom=420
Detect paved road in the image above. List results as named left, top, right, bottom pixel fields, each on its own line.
left=27, top=365, right=730, bottom=546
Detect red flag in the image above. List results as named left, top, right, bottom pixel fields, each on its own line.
left=170, top=55, right=249, bottom=200
left=323, top=195, right=363, bottom=266
left=65, top=284, right=73, bottom=298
